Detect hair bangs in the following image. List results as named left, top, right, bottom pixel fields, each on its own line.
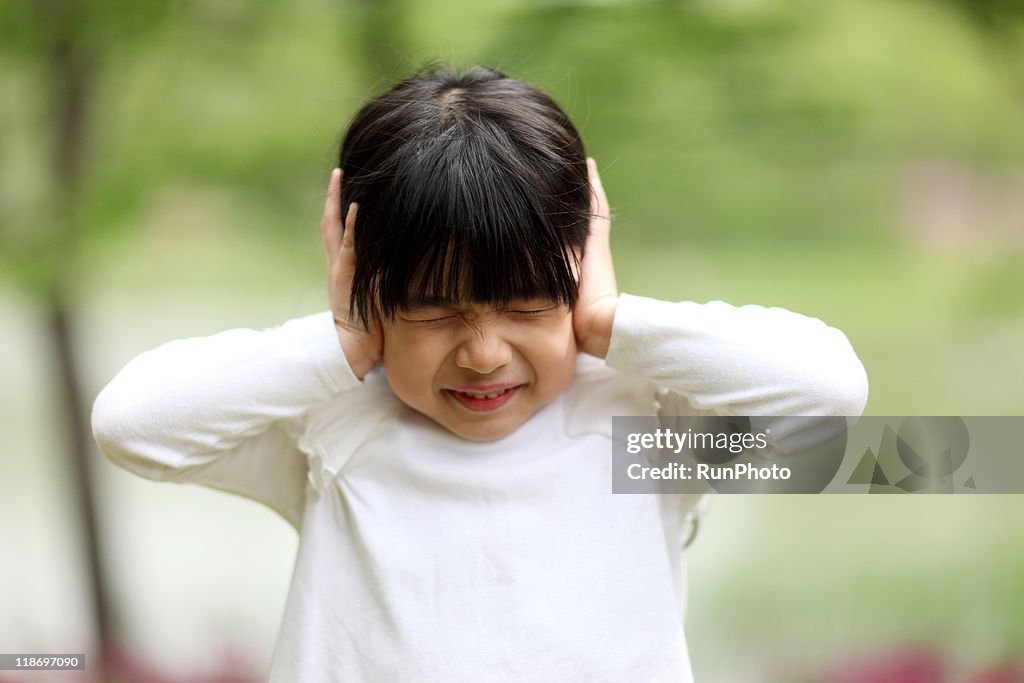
left=365, top=133, right=581, bottom=320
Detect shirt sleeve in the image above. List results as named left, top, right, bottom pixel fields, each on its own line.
left=605, top=294, right=869, bottom=453
left=90, top=310, right=361, bottom=530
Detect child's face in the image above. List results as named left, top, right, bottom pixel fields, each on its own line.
left=381, top=298, right=578, bottom=441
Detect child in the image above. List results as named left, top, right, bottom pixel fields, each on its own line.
left=92, top=64, right=868, bottom=682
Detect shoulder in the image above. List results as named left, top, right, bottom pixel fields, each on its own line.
left=560, top=353, right=660, bottom=437
left=298, top=368, right=404, bottom=482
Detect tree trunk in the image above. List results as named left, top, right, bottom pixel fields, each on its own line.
left=47, top=290, right=115, bottom=674
left=45, top=0, right=115, bottom=677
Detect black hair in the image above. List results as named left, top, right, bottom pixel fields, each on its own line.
left=338, top=63, right=591, bottom=327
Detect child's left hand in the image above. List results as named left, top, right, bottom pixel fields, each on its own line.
left=573, top=158, right=618, bottom=358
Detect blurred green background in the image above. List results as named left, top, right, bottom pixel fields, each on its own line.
left=2, top=0, right=1023, bottom=680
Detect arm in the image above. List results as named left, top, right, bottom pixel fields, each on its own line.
left=92, top=169, right=382, bottom=529
left=91, top=311, right=361, bottom=529
left=605, top=294, right=869, bottom=418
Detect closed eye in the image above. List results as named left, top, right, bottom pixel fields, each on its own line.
left=399, top=305, right=457, bottom=324
left=509, top=308, right=554, bottom=317
left=405, top=316, right=454, bottom=324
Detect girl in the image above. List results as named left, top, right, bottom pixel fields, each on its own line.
left=92, top=64, right=868, bottom=682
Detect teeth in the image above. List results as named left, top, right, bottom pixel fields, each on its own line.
left=459, top=389, right=508, bottom=400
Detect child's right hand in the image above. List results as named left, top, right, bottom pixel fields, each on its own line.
left=320, top=168, right=383, bottom=380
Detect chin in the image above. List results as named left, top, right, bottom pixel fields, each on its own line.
left=434, top=406, right=536, bottom=441
left=446, top=418, right=521, bottom=443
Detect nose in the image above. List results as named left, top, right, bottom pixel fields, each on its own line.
left=454, top=326, right=512, bottom=375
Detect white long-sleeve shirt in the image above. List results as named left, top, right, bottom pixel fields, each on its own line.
left=91, top=294, right=868, bottom=682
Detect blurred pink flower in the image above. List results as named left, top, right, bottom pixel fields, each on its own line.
left=822, top=647, right=946, bottom=683
left=969, top=662, right=1024, bottom=683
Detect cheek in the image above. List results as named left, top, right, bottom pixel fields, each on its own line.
left=521, top=322, right=577, bottom=383
left=382, top=328, right=447, bottom=395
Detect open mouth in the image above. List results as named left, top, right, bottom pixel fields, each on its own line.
left=446, top=385, right=520, bottom=412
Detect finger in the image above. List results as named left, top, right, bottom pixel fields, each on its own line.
left=340, top=202, right=358, bottom=260
left=320, top=168, right=342, bottom=260
left=587, top=158, right=610, bottom=231
left=336, top=202, right=360, bottom=322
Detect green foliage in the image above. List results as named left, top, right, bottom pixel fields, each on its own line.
left=1, top=0, right=1022, bottom=275
left=2, top=0, right=1024, bottom=272
left=0, top=0, right=300, bottom=294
